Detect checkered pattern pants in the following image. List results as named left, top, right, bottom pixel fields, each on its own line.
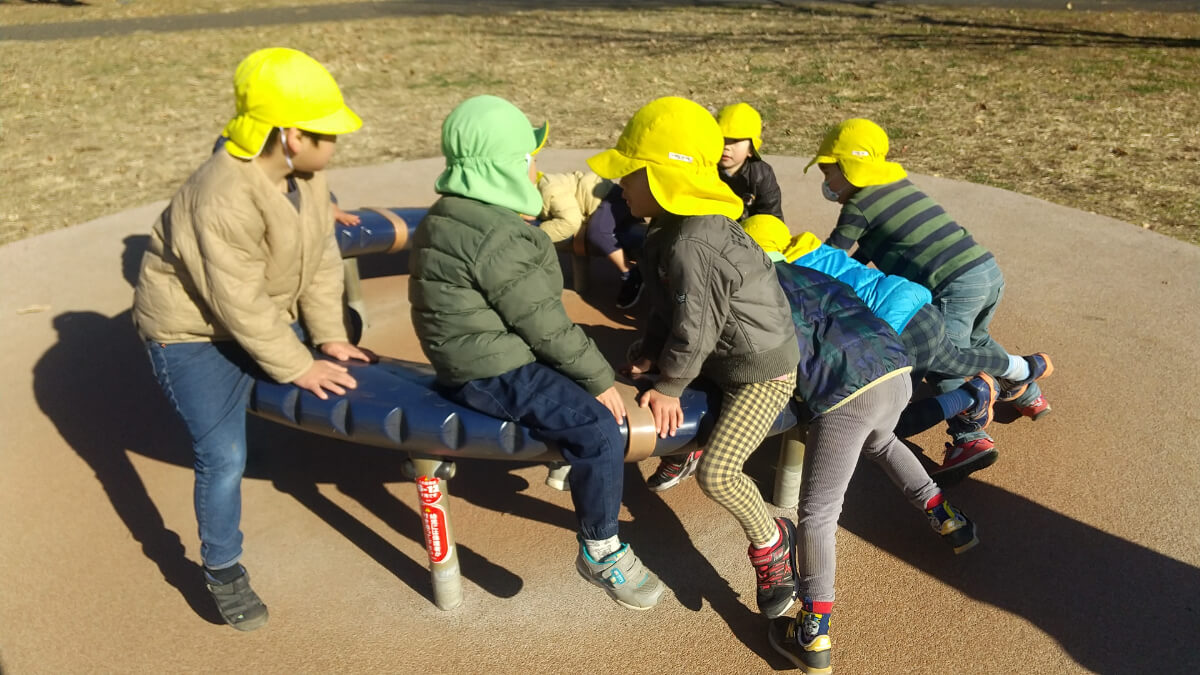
left=903, top=305, right=1010, bottom=380
left=696, top=372, right=797, bottom=546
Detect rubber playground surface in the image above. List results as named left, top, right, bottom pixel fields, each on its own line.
left=2, top=149, right=1199, bottom=673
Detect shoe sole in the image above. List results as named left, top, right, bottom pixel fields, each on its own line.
left=930, top=448, right=999, bottom=487
left=767, top=621, right=832, bottom=674
left=574, top=561, right=661, bottom=611
left=1024, top=405, right=1052, bottom=422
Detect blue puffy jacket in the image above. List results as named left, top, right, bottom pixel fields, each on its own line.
left=793, top=244, right=931, bottom=335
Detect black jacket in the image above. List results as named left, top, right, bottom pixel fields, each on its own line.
left=720, top=157, right=784, bottom=221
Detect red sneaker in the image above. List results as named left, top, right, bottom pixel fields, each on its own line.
left=930, top=437, right=998, bottom=486
left=1015, top=394, right=1052, bottom=421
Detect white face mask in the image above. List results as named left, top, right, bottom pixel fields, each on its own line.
left=279, top=127, right=294, bottom=171
left=821, top=180, right=841, bottom=202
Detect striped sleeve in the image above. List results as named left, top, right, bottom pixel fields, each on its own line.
left=827, top=204, right=869, bottom=250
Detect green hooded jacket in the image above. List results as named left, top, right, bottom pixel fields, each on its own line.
left=409, top=96, right=614, bottom=394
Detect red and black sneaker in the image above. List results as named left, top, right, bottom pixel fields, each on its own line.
left=748, top=517, right=799, bottom=618
left=1015, top=393, right=1052, bottom=421
left=930, top=437, right=999, bottom=486
left=646, top=450, right=702, bottom=493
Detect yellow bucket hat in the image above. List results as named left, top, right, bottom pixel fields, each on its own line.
left=222, top=47, right=362, bottom=159
left=741, top=214, right=822, bottom=263
left=717, top=102, right=763, bottom=157
left=803, top=118, right=907, bottom=188
left=587, top=96, right=743, bottom=221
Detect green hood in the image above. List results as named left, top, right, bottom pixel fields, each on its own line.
left=435, top=95, right=544, bottom=217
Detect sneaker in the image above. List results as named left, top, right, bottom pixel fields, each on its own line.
left=960, top=373, right=998, bottom=430
left=768, top=600, right=832, bottom=674
left=206, top=566, right=269, bottom=631
left=930, top=437, right=998, bottom=486
left=575, top=540, right=664, bottom=610
left=615, top=267, right=644, bottom=309
left=545, top=462, right=571, bottom=491
left=646, top=450, right=703, bottom=493
left=925, top=498, right=979, bottom=554
left=1015, top=393, right=1052, bottom=421
left=998, top=353, right=1054, bottom=401
left=748, top=517, right=799, bottom=618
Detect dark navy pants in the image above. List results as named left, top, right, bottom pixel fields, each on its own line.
left=445, top=362, right=624, bottom=541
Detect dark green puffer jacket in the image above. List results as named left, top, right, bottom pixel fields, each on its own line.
left=409, top=195, right=615, bottom=395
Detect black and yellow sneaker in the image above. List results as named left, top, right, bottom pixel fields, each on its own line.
left=768, top=599, right=832, bottom=673
left=925, top=498, right=980, bottom=554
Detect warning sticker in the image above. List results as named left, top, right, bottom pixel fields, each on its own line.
left=422, top=503, right=450, bottom=563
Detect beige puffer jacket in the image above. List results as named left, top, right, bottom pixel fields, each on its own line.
left=536, top=171, right=614, bottom=243
left=133, top=150, right=347, bottom=383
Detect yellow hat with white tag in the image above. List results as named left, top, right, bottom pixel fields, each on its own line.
left=804, top=118, right=907, bottom=188
left=587, top=96, right=743, bottom=220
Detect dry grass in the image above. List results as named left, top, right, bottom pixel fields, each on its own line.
left=2, top=1, right=1199, bottom=246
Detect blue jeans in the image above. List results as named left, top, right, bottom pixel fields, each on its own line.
left=445, top=362, right=624, bottom=541
left=931, top=258, right=1040, bottom=442
left=146, top=338, right=263, bottom=570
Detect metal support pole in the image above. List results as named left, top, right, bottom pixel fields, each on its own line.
left=406, top=456, right=462, bottom=610
left=773, top=424, right=807, bottom=510
left=343, top=258, right=368, bottom=331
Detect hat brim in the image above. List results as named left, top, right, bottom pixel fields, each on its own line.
left=531, top=121, right=548, bottom=155
left=803, top=153, right=837, bottom=173
left=222, top=104, right=362, bottom=159
left=646, top=164, right=743, bottom=221
left=840, top=157, right=907, bottom=188
left=294, top=103, right=363, bottom=136
left=587, top=147, right=646, bottom=180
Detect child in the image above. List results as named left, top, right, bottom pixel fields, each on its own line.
left=133, top=48, right=370, bottom=631
left=588, top=95, right=804, bottom=620
left=408, top=95, right=663, bottom=611
left=716, top=102, right=783, bottom=221
left=763, top=259, right=983, bottom=673
left=743, top=214, right=1052, bottom=481
left=536, top=170, right=647, bottom=307
left=808, top=118, right=1053, bottom=470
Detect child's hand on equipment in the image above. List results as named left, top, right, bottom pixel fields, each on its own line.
left=333, top=205, right=361, bottom=226
left=621, top=358, right=655, bottom=377
left=293, top=359, right=358, bottom=400
left=640, top=389, right=682, bottom=438
left=595, top=386, right=627, bottom=424
left=320, top=341, right=374, bottom=363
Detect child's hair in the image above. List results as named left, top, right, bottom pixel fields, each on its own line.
left=716, top=103, right=763, bottom=158
left=803, top=118, right=906, bottom=188
left=586, top=96, right=743, bottom=220
left=220, top=47, right=360, bottom=159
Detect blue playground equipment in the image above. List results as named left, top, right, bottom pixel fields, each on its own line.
left=246, top=207, right=808, bottom=609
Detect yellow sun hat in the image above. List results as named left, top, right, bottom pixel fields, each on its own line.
left=803, top=118, right=907, bottom=188
left=221, top=47, right=362, bottom=159
left=717, top=102, right=763, bottom=156
left=741, top=214, right=822, bottom=263
left=587, top=96, right=743, bottom=221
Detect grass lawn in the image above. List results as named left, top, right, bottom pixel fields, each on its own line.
left=2, top=0, right=1198, bottom=245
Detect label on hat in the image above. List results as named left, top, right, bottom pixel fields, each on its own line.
left=668, top=152, right=694, bottom=164
left=851, top=150, right=870, bottom=157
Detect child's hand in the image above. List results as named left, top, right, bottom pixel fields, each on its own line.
left=640, top=389, right=683, bottom=438
left=621, top=358, right=656, bottom=377
left=595, top=386, right=627, bottom=424
left=320, top=341, right=374, bottom=363
left=333, top=205, right=361, bottom=226
left=293, top=359, right=358, bottom=400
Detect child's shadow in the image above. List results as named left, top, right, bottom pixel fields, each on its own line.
left=838, top=451, right=1200, bottom=673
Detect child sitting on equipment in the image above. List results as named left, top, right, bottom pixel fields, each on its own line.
left=808, top=118, right=1053, bottom=474
left=536, top=170, right=647, bottom=308
left=408, top=95, right=663, bottom=611
left=716, top=102, right=783, bottom=221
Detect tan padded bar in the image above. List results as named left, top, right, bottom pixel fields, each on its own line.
left=615, top=381, right=658, bottom=462
left=363, top=207, right=409, bottom=253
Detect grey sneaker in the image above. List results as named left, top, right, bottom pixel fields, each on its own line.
left=545, top=462, right=571, bottom=491
left=575, top=541, right=664, bottom=610
left=646, top=450, right=703, bottom=493
left=206, top=566, right=269, bottom=631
